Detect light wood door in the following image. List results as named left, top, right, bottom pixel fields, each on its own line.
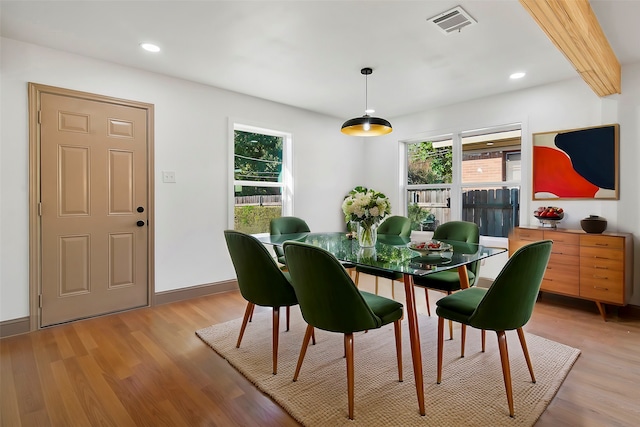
left=39, top=91, right=150, bottom=326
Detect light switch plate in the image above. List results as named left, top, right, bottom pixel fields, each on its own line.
left=162, top=171, right=176, bottom=183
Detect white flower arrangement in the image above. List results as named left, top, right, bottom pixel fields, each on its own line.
left=342, top=186, right=392, bottom=229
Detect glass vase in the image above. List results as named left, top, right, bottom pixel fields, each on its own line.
left=357, top=222, right=378, bottom=248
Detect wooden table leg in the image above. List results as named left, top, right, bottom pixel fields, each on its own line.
left=403, top=274, right=425, bottom=416
left=457, top=265, right=470, bottom=289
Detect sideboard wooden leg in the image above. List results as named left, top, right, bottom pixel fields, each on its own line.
left=595, top=301, right=607, bottom=321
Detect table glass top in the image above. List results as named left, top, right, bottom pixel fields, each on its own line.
left=255, top=232, right=506, bottom=277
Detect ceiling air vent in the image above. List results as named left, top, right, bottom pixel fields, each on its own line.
left=427, top=6, right=477, bottom=35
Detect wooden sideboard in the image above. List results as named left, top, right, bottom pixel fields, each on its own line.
left=508, top=226, right=633, bottom=320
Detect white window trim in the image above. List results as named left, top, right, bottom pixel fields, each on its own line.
left=228, top=119, right=294, bottom=229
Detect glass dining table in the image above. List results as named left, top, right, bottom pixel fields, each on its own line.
left=255, top=231, right=506, bottom=416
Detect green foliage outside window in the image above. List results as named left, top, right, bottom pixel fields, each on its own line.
left=234, top=130, right=283, bottom=196
left=408, top=141, right=452, bottom=184
left=407, top=203, right=431, bottom=231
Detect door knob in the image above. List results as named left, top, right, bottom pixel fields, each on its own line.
left=137, top=206, right=144, bottom=213
left=136, top=220, right=145, bottom=227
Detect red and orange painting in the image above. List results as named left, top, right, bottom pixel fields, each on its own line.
left=532, top=124, right=619, bottom=200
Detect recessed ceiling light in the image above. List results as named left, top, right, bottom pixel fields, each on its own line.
left=510, top=72, right=526, bottom=80
left=140, top=43, right=160, bottom=53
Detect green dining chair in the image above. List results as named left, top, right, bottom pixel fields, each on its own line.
left=435, top=240, right=552, bottom=418
left=283, top=241, right=404, bottom=420
left=223, top=230, right=300, bottom=375
left=412, top=220, right=480, bottom=342
left=270, top=216, right=311, bottom=266
left=354, top=215, right=411, bottom=299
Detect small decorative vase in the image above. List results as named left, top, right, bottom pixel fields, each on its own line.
left=357, top=247, right=377, bottom=263
left=357, top=222, right=378, bottom=248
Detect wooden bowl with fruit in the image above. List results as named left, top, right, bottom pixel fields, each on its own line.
left=534, top=206, right=564, bottom=227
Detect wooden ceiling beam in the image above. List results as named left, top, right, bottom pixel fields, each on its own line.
left=519, top=0, right=621, bottom=97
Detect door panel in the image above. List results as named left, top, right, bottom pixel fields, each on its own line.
left=40, top=92, right=149, bottom=326
left=109, top=150, right=135, bottom=214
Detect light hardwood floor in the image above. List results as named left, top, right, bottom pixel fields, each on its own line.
left=1, top=276, right=639, bottom=426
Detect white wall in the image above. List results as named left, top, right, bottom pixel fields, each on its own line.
left=0, top=38, right=365, bottom=321
left=367, top=66, right=640, bottom=304
left=617, top=62, right=640, bottom=305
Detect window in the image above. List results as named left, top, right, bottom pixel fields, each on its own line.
left=405, top=126, right=521, bottom=237
left=407, top=134, right=452, bottom=232
left=231, top=123, right=292, bottom=234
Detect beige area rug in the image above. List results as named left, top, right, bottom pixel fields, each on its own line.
left=196, top=307, right=580, bottom=426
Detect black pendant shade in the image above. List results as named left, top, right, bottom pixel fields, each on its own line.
left=341, top=115, right=393, bottom=136
left=341, top=67, right=392, bottom=137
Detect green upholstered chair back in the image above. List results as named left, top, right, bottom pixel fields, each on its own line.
left=434, top=220, right=481, bottom=281
left=378, top=215, right=412, bottom=237
left=468, top=240, right=552, bottom=331
left=283, top=241, right=382, bottom=333
left=270, top=217, right=311, bottom=262
left=270, top=216, right=311, bottom=235
left=223, top=230, right=297, bottom=307
left=433, top=220, right=479, bottom=243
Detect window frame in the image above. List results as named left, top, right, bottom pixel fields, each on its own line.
left=228, top=120, right=293, bottom=231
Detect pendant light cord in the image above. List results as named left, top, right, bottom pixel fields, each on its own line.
left=364, top=73, right=368, bottom=113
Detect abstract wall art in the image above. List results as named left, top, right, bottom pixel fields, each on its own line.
left=532, top=124, right=619, bottom=200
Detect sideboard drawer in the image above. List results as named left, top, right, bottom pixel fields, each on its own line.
left=580, top=235, right=624, bottom=249
left=541, top=278, right=579, bottom=296
left=544, top=230, right=580, bottom=245
left=580, top=246, right=623, bottom=262
left=514, top=228, right=544, bottom=241
left=580, top=275, right=624, bottom=304
left=546, top=258, right=580, bottom=273
left=550, top=242, right=580, bottom=257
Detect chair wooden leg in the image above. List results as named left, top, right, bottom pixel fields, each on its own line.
left=481, top=329, right=486, bottom=352
left=393, top=319, right=403, bottom=382
left=496, top=331, right=515, bottom=417
left=272, top=307, right=280, bottom=375
left=293, top=324, right=314, bottom=381
left=424, top=288, right=431, bottom=316
left=437, top=316, right=445, bottom=384
left=286, top=306, right=290, bottom=332
left=248, top=303, right=255, bottom=322
left=461, top=324, right=466, bottom=357
left=517, top=328, right=536, bottom=383
left=391, top=279, right=395, bottom=300
left=311, top=327, right=316, bottom=345
left=375, top=277, right=379, bottom=295
left=236, top=302, right=254, bottom=348
left=354, top=271, right=360, bottom=287
left=447, top=291, right=453, bottom=340
left=345, top=333, right=355, bottom=420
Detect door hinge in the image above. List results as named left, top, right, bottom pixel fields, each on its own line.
left=38, top=202, right=42, bottom=216
left=38, top=110, right=42, bottom=124
left=39, top=294, right=43, bottom=308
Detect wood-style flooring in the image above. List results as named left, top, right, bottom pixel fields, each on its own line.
left=1, top=276, right=639, bottom=426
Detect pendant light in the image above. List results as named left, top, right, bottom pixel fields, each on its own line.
left=341, top=67, right=392, bottom=137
